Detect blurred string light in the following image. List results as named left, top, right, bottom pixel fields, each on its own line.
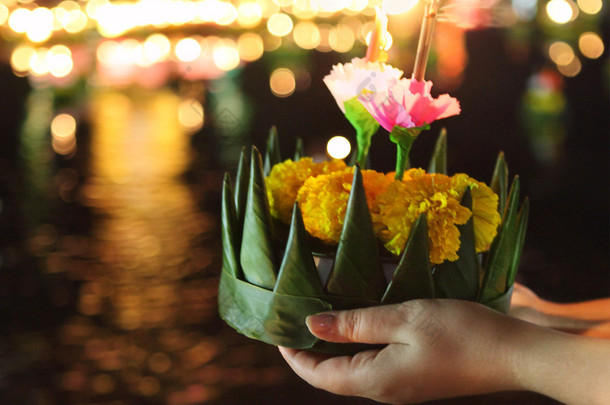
left=269, top=67, right=296, bottom=97
left=546, top=0, right=577, bottom=24
left=326, top=135, right=351, bottom=159
left=579, top=32, right=604, bottom=59
left=51, top=113, right=77, bottom=156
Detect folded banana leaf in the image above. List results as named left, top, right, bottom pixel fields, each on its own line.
left=219, top=129, right=528, bottom=355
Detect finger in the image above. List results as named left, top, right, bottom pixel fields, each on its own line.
left=279, top=346, right=385, bottom=397
left=305, top=301, right=426, bottom=344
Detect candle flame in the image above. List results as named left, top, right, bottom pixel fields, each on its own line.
left=365, top=7, right=389, bottom=63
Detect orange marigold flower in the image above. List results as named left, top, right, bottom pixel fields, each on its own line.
left=266, top=158, right=346, bottom=224
left=297, top=167, right=391, bottom=244
left=375, top=168, right=500, bottom=264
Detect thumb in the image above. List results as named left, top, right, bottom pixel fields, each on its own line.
left=306, top=301, right=425, bottom=344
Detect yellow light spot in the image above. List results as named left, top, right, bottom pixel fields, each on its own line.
left=365, top=30, right=393, bottom=50
left=326, top=136, right=351, bottom=159
left=577, top=0, right=602, bottom=14
left=329, top=24, right=355, bottom=53
left=548, top=41, right=574, bottom=66
left=557, top=55, right=581, bottom=77
left=546, top=0, right=574, bottom=23
left=382, top=0, right=419, bottom=15
left=175, top=38, right=202, bottom=62
left=267, top=13, right=293, bottom=37
left=29, top=47, right=49, bottom=76
left=213, top=39, right=240, bottom=71
left=263, top=32, right=282, bottom=51
left=347, top=0, right=368, bottom=13
left=237, top=2, right=262, bottom=27
left=237, top=33, right=264, bottom=62
left=293, top=0, right=317, bottom=19
left=10, top=45, right=35, bottom=72
left=143, top=33, right=171, bottom=64
left=58, top=1, right=80, bottom=12
left=293, top=21, right=321, bottom=49
left=578, top=32, right=604, bottom=59
left=85, top=0, right=109, bottom=19
left=0, top=5, right=9, bottom=25
left=320, top=0, right=349, bottom=13
left=260, top=0, right=280, bottom=17
left=64, top=10, right=88, bottom=33
left=48, top=44, right=73, bottom=77
left=316, top=24, right=333, bottom=52
left=51, top=113, right=77, bottom=155
left=270, top=68, right=296, bottom=97
left=178, top=99, right=204, bottom=132
left=215, top=2, right=237, bottom=25
left=8, top=8, right=30, bottom=33
left=26, top=7, right=54, bottom=42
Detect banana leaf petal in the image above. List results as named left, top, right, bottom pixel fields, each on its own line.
left=433, top=188, right=479, bottom=300
left=326, top=165, right=386, bottom=301
left=221, top=173, right=241, bottom=279
left=218, top=268, right=331, bottom=348
left=482, top=285, right=513, bottom=314
left=240, top=147, right=277, bottom=289
left=478, top=176, right=521, bottom=303
left=274, top=204, right=325, bottom=297
left=490, top=152, right=508, bottom=216
left=234, top=146, right=250, bottom=226
left=294, top=137, right=305, bottom=161
left=428, top=128, right=447, bottom=175
left=382, top=214, right=435, bottom=304
left=264, top=126, right=281, bottom=176
left=507, top=197, right=529, bottom=288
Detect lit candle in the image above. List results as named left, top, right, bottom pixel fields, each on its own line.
left=365, top=6, right=389, bottom=63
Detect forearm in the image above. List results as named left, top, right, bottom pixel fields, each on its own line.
left=510, top=323, right=610, bottom=404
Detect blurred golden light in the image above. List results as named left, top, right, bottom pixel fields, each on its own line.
left=213, top=39, right=240, bottom=71
left=48, top=44, right=73, bottom=77
left=85, top=0, right=109, bottom=19
left=365, top=30, right=393, bottom=50
left=382, top=0, right=419, bottom=15
left=293, top=21, right=321, bottom=49
left=8, top=8, right=30, bottom=33
left=237, top=33, right=264, bottom=61
left=320, top=0, right=349, bottom=13
left=260, top=0, right=281, bottom=17
left=237, top=2, right=262, bottom=27
left=215, top=2, right=237, bottom=25
left=557, top=55, right=581, bottom=77
left=178, top=99, right=204, bottom=132
left=26, top=7, right=54, bottom=42
left=546, top=0, right=574, bottom=23
left=64, top=10, right=88, bottom=33
left=269, top=68, right=296, bottom=97
left=577, top=0, right=602, bottom=14
left=263, top=32, right=282, bottom=51
left=51, top=113, right=77, bottom=155
left=58, top=1, right=80, bottom=12
left=548, top=41, right=574, bottom=66
left=0, top=5, right=9, bottom=25
left=175, top=38, right=202, bottom=62
left=92, top=374, right=116, bottom=394
left=143, top=33, right=171, bottom=64
left=329, top=24, right=355, bottom=53
left=95, top=3, right=130, bottom=37
left=316, top=24, right=333, bottom=52
left=267, top=12, right=293, bottom=37
left=347, top=0, right=368, bottom=12
left=326, top=136, right=351, bottom=159
left=293, top=0, right=317, bottom=19
left=10, top=45, right=35, bottom=72
left=29, top=47, right=50, bottom=76
left=579, top=32, right=604, bottom=59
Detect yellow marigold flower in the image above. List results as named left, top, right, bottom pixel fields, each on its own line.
left=297, top=167, right=391, bottom=244
left=265, top=158, right=346, bottom=224
left=450, top=173, right=501, bottom=253
left=375, top=168, right=500, bottom=264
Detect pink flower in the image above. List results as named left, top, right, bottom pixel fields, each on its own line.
left=358, top=77, right=461, bottom=132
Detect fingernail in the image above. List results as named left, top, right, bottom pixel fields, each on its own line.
left=306, top=313, right=335, bottom=336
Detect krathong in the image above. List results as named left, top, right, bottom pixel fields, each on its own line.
left=218, top=0, right=529, bottom=354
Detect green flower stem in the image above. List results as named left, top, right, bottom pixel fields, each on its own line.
left=356, top=126, right=376, bottom=165
left=390, top=126, right=421, bottom=181
left=344, top=98, right=379, bottom=166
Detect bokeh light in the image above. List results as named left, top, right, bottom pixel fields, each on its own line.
left=578, top=32, right=604, bottom=59
left=326, top=136, right=351, bottom=159
left=10, top=44, right=35, bottom=73
left=576, top=0, right=602, bottom=14
left=175, top=38, right=202, bottom=62
left=548, top=41, right=574, bottom=66
left=0, top=4, right=9, bottom=25
left=329, top=24, right=355, bottom=52
left=8, top=8, right=30, bottom=33
left=546, top=0, right=575, bottom=23
left=237, top=33, right=264, bottom=61
left=557, top=55, right=582, bottom=77
left=269, top=68, right=296, bottom=97
left=51, top=113, right=78, bottom=155
left=267, top=12, right=293, bottom=37
left=212, top=39, right=240, bottom=71
left=143, top=34, right=172, bottom=65
left=293, top=21, right=321, bottom=49
left=382, top=0, right=419, bottom=15
left=48, top=45, right=74, bottom=77
left=237, top=2, right=263, bottom=27
left=178, top=99, right=204, bottom=132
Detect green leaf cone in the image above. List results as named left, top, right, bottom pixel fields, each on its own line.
left=326, top=165, right=386, bottom=301
left=221, top=173, right=241, bottom=279
left=234, top=146, right=251, bottom=226
left=433, top=187, right=479, bottom=300
left=478, top=176, right=521, bottom=303
left=294, top=137, right=305, bottom=161
left=240, top=147, right=277, bottom=289
left=428, top=128, right=447, bottom=175
left=506, top=197, right=529, bottom=288
left=274, top=204, right=325, bottom=297
left=382, top=214, right=435, bottom=304
left=344, top=97, right=379, bottom=166
left=218, top=269, right=331, bottom=348
left=490, top=152, right=509, bottom=216
left=264, top=126, right=281, bottom=176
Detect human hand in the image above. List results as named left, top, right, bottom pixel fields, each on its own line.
left=280, top=299, right=610, bottom=404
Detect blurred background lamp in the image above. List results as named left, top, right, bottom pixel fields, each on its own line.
left=326, top=136, right=351, bottom=159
